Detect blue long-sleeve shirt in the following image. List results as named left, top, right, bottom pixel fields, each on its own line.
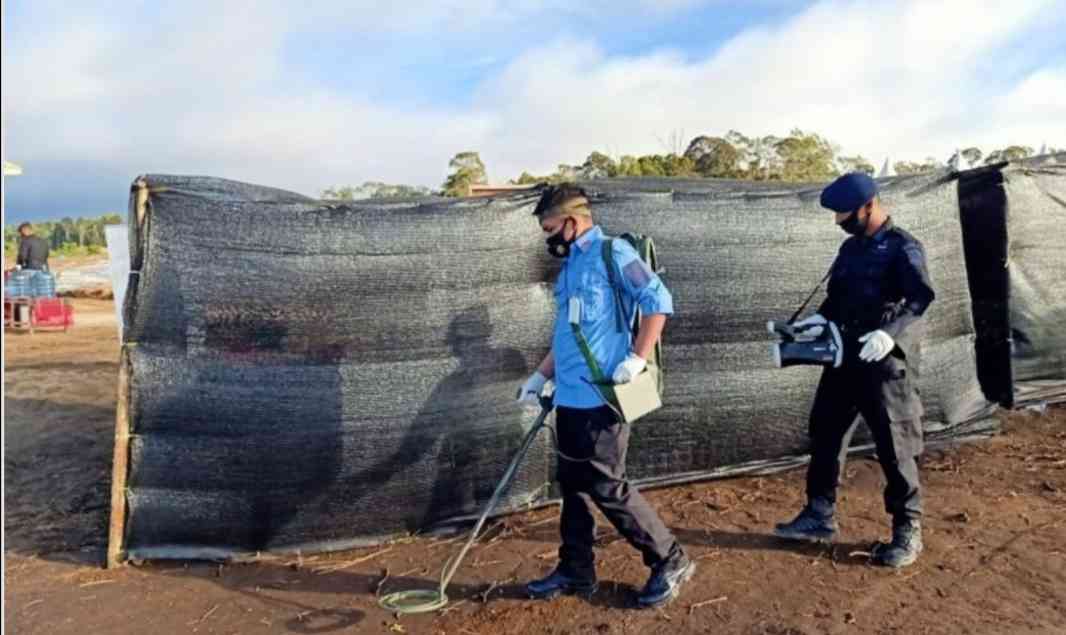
left=551, top=225, right=674, bottom=408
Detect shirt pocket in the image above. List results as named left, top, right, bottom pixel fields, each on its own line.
left=553, top=277, right=566, bottom=304
left=864, top=247, right=894, bottom=280
left=579, top=270, right=612, bottom=324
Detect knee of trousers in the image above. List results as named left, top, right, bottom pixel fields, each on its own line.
left=584, top=476, right=632, bottom=505
left=884, top=418, right=924, bottom=458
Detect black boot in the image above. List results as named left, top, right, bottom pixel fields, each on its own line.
left=774, top=497, right=838, bottom=543
left=526, top=567, right=597, bottom=600
left=636, top=551, right=695, bottom=609
left=872, top=519, right=922, bottom=568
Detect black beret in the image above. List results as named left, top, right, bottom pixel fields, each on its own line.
left=820, top=172, right=878, bottom=213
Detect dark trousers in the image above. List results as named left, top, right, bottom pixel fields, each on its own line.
left=554, top=405, right=679, bottom=579
left=806, top=355, right=924, bottom=522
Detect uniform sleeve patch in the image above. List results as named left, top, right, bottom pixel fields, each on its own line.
left=902, top=243, right=926, bottom=269
left=623, top=259, right=653, bottom=289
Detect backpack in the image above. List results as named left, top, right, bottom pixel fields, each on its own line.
left=601, top=233, right=664, bottom=400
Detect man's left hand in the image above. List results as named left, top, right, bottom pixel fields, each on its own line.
left=612, top=353, right=647, bottom=384
left=858, top=330, right=895, bottom=362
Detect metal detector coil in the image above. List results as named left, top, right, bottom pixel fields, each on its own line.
left=768, top=320, right=843, bottom=369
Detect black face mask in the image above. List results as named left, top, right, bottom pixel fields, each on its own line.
left=838, top=209, right=868, bottom=236
left=545, top=219, right=575, bottom=258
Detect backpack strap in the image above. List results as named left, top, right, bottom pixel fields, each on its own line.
left=601, top=238, right=629, bottom=333
left=569, top=322, right=608, bottom=384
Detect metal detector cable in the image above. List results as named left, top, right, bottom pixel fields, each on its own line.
left=379, top=397, right=555, bottom=613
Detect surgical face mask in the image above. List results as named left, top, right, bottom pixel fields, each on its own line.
left=838, top=208, right=868, bottom=236
left=545, top=218, right=575, bottom=258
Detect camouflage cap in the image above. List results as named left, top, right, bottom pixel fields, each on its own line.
left=533, top=183, right=592, bottom=219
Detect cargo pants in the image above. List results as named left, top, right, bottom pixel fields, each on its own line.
left=554, top=405, right=680, bottom=579
left=805, top=348, right=925, bottom=521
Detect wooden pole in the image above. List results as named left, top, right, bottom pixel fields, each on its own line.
left=107, top=346, right=132, bottom=568
left=133, top=178, right=149, bottom=226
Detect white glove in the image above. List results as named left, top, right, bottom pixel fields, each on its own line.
left=612, top=353, right=647, bottom=384
left=790, top=313, right=827, bottom=337
left=858, top=330, right=895, bottom=362
left=516, top=371, right=548, bottom=403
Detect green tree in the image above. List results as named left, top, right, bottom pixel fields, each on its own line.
left=322, top=182, right=431, bottom=200
left=635, top=155, right=665, bottom=177
left=984, top=145, right=1034, bottom=165
left=58, top=217, right=76, bottom=249
left=442, top=151, right=487, bottom=197
left=579, top=151, right=617, bottom=179
left=725, top=130, right=783, bottom=180
left=960, top=147, right=983, bottom=167
left=837, top=155, right=875, bottom=176
left=660, top=153, right=695, bottom=177
left=5, top=213, right=122, bottom=257
left=893, top=158, right=942, bottom=175
left=685, top=135, right=741, bottom=178
left=615, top=155, right=642, bottom=177
left=774, top=129, right=838, bottom=182
left=554, top=164, right=580, bottom=182
left=511, top=171, right=559, bottom=185
left=322, top=186, right=358, bottom=200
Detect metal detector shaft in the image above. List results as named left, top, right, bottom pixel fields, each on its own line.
left=438, top=399, right=553, bottom=592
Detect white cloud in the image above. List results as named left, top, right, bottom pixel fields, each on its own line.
left=475, top=0, right=1065, bottom=179
left=3, top=0, right=1065, bottom=211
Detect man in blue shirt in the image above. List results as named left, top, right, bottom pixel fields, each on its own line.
left=517, top=184, right=694, bottom=609
left=774, top=173, right=934, bottom=568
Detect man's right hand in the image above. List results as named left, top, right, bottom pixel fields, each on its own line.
left=516, top=371, right=548, bottom=404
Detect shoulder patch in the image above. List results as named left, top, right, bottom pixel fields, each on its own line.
left=901, top=241, right=926, bottom=269
left=622, top=259, right=653, bottom=289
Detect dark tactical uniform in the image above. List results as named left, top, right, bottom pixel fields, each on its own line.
left=17, top=235, right=50, bottom=270
left=808, top=218, right=935, bottom=521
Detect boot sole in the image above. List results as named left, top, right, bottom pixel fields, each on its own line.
left=773, top=527, right=837, bottom=544
left=871, top=540, right=922, bottom=568
left=527, top=583, right=598, bottom=600
left=878, top=555, right=919, bottom=568
left=636, top=561, right=697, bottom=609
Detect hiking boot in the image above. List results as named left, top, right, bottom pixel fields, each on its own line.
left=774, top=498, right=838, bottom=543
left=636, top=552, right=696, bottom=609
left=526, top=567, right=597, bottom=600
left=872, top=519, right=922, bottom=568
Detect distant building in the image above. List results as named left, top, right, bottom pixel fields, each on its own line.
left=468, top=183, right=537, bottom=197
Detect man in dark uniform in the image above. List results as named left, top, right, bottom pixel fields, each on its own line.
left=774, top=173, right=935, bottom=568
left=17, top=223, right=50, bottom=271
left=517, top=184, right=694, bottom=607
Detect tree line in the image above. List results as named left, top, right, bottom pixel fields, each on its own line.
left=326, top=131, right=1056, bottom=198
left=4, top=213, right=124, bottom=258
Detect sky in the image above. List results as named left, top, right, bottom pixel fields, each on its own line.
left=2, top=0, right=1065, bottom=222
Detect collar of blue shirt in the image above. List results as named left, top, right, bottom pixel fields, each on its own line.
left=571, top=225, right=604, bottom=255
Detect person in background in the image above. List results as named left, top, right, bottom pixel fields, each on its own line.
left=16, top=223, right=50, bottom=271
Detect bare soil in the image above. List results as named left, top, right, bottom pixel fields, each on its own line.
left=4, top=299, right=1065, bottom=634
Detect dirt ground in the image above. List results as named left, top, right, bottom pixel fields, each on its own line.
left=4, top=299, right=1065, bottom=634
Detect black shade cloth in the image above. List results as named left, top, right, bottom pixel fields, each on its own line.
left=117, top=161, right=1061, bottom=560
